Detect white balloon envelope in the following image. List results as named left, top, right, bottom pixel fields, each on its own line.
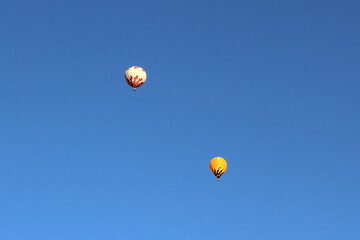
left=124, top=66, right=147, bottom=91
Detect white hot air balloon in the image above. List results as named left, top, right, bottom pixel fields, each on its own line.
left=124, top=66, right=147, bottom=91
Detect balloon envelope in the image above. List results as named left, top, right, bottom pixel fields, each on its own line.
left=209, top=157, right=228, bottom=180
left=124, top=66, right=147, bottom=91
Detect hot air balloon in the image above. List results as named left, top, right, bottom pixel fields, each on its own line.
left=124, top=66, right=147, bottom=91
left=209, top=157, right=228, bottom=181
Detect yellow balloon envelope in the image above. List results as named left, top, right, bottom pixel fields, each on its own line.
left=209, top=157, right=227, bottom=181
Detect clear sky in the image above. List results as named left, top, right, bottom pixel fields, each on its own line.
left=1, top=0, right=359, bottom=239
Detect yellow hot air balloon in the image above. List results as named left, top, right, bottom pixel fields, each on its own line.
left=209, top=157, right=228, bottom=181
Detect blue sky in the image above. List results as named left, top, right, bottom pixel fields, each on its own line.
left=1, top=0, right=359, bottom=239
